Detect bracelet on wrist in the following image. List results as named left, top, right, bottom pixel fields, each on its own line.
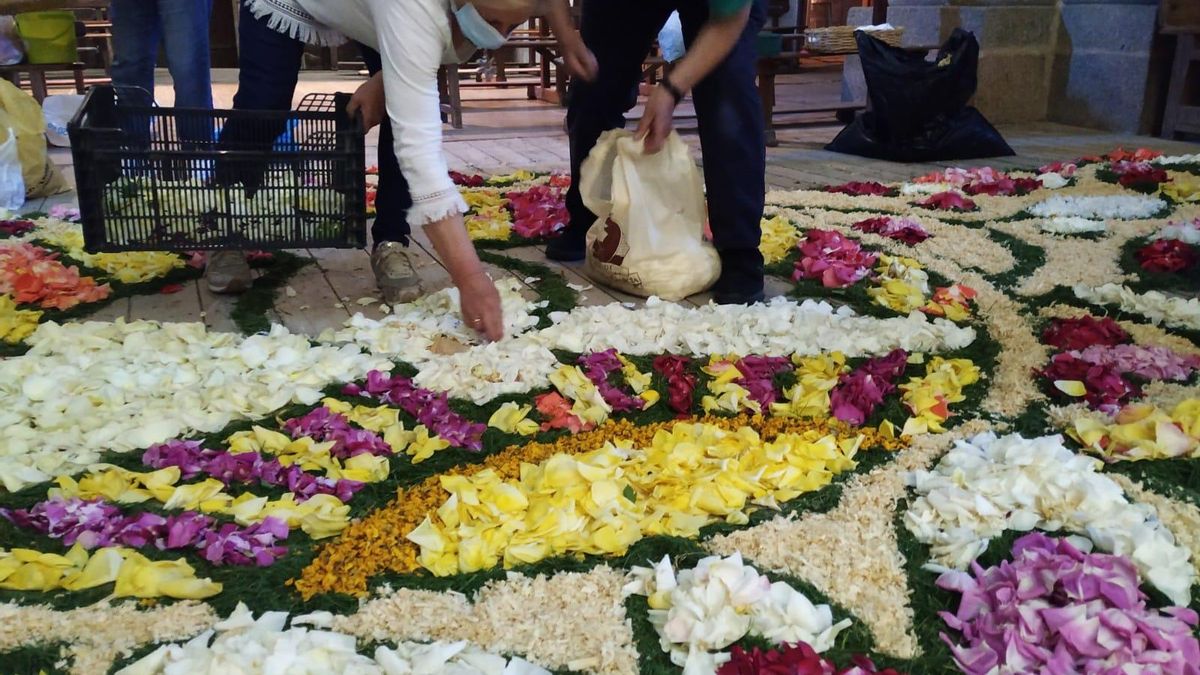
left=660, top=74, right=684, bottom=105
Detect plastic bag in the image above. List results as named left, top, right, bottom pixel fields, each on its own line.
left=0, top=128, right=25, bottom=210
left=0, top=17, right=23, bottom=66
left=0, top=79, right=71, bottom=198
left=826, top=29, right=1013, bottom=162
left=41, top=94, right=84, bottom=147
left=582, top=129, right=720, bottom=301
left=658, top=12, right=685, bottom=63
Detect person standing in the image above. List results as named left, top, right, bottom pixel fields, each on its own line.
left=213, top=0, right=594, bottom=340
left=546, top=0, right=767, bottom=305
left=109, top=0, right=213, bottom=127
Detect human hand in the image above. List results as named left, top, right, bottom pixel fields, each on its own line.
left=636, top=85, right=677, bottom=154
left=347, top=73, right=385, bottom=130
left=458, top=270, right=504, bottom=342
left=562, top=39, right=598, bottom=82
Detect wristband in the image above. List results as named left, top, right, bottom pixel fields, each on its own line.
left=660, top=74, right=684, bottom=105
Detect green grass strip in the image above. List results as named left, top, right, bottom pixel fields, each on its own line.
left=230, top=251, right=312, bottom=335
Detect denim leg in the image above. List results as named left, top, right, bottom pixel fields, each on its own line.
left=109, top=0, right=160, bottom=99
left=561, top=0, right=673, bottom=247
left=230, top=1, right=304, bottom=113
left=216, top=1, right=305, bottom=190
left=158, top=0, right=214, bottom=143
left=109, top=0, right=160, bottom=147
left=676, top=0, right=767, bottom=295
left=360, top=45, right=411, bottom=247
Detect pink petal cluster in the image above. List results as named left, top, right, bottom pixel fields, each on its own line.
left=824, top=181, right=893, bottom=197
left=1112, top=160, right=1171, bottom=188
left=1074, top=344, right=1200, bottom=382
left=344, top=371, right=486, bottom=450
left=719, top=642, right=904, bottom=675
left=578, top=350, right=646, bottom=413
left=914, top=191, right=978, bottom=212
left=1039, top=353, right=1142, bottom=413
left=448, top=170, right=485, bottom=187
left=829, top=349, right=908, bottom=425
left=48, top=204, right=80, bottom=221
left=2, top=497, right=290, bottom=566
left=733, top=355, right=793, bottom=409
left=282, top=407, right=395, bottom=459
left=654, top=355, right=696, bottom=417
left=0, top=243, right=111, bottom=310
left=793, top=229, right=878, bottom=288
left=851, top=216, right=931, bottom=245
left=914, top=167, right=1037, bottom=196
left=1137, top=239, right=1198, bottom=274
left=0, top=219, right=34, bottom=236
left=1042, top=316, right=1131, bottom=351
left=505, top=186, right=568, bottom=239
left=1039, top=161, right=1078, bottom=177
left=938, top=532, right=1200, bottom=675
left=143, top=440, right=364, bottom=502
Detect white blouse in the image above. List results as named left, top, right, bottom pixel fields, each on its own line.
left=246, top=0, right=467, bottom=227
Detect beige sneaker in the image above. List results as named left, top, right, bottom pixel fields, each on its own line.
left=206, top=251, right=252, bottom=294
left=370, top=241, right=423, bottom=305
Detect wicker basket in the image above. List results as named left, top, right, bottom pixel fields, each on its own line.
left=804, top=26, right=904, bottom=53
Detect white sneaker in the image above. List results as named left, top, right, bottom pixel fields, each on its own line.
left=206, top=251, right=252, bottom=294
left=370, top=241, right=423, bottom=304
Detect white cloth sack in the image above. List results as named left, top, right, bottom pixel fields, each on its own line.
left=0, top=17, right=23, bottom=66
left=582, top=129, right=720, bottom=301
left=0, top=128, right=25, bottom=210
left=42, top=94, right=84, bottom=147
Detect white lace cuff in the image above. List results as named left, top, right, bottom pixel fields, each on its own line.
left=408, top=188, right=468, bottom=228
left=245, top=0, right=346, bottom=46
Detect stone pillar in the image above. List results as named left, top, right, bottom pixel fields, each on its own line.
left=1047, top=0, right=1162, bottom=133
left=887, top=0, right=1058, bottom=124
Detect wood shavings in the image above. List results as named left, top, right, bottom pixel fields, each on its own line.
left=332, top=567, right=638, bottom=675
left=0, top=600, right=218, bottom=675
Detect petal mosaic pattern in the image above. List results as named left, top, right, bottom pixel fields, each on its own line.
left=3, top=160, right=1200, bottom=675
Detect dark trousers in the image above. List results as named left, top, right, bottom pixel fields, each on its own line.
left=564, top=0, right=767, bottom=292
left=222, top=2, right=408, bottom=245
left=359, top=47, right=412, bottom=246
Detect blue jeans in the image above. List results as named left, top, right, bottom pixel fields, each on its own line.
left=563, top=0, right=767, bottom=295
left=225, top=3, right=408, bottom=245
left=110, top=0, right=213, bottom=143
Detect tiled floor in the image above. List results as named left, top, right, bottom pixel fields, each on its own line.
left=30, top=69, right=1200, bottom=336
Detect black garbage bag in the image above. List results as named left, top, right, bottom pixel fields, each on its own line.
left=826, top=28, right=1014, bottom=162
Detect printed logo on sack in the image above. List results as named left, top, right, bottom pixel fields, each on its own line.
left=592, top=217, right=629, bottom=266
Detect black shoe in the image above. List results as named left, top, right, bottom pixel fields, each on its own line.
left=546, top=232, right=586, bottom=262
left=714, top=289, right=766, bottom=305
left=712, top=248, right=765, bottom=305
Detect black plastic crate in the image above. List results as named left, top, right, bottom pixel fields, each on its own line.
left=67, top=86, right=366, bottom=252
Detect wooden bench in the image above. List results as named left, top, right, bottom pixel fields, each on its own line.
left=1161, top=0, right=1200, bottom=138
left=0, top=62, right=88, bottom=103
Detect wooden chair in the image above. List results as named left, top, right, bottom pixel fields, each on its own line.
left=1161, top=0, right=1200, bottom=137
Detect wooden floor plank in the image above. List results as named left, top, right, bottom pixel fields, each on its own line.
left=269, top=251, right=349, bottom=336
left=309, top=248, right=392, bottom=323
left=130, top=279, right=205, bottom=324
left=85, top=296, right=130, bottom=323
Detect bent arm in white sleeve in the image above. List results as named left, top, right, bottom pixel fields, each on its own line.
left=369, top=0, right=466, bottom=227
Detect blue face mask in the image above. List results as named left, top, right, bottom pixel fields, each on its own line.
left=455, top=3, right=509, bottom=51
